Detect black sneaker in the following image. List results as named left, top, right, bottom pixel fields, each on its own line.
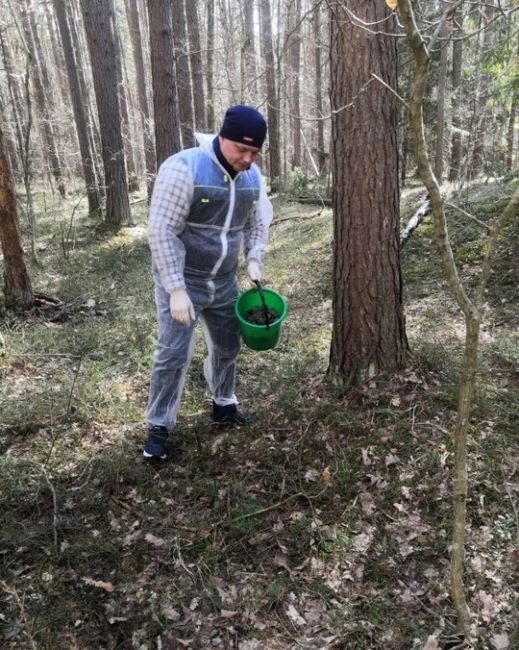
left=212, top=402, right=255, bottom=426
left=143, top=426, right=168, bottom=459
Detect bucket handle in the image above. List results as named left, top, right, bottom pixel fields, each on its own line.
left=253, top=280, right=270, bottom=330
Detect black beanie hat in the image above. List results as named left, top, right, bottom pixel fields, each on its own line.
left=219, top=104, right=267, bottom=149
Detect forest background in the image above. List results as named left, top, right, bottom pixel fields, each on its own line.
left=0, top=1, right=518, bottom=649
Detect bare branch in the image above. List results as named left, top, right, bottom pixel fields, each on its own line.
left=445, top=202, right=492, bottom=232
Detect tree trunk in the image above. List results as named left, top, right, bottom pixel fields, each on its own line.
left=147, top=0, right=181, bottom=167
left=240, top=0, right=257, bottom=103
left=287, top=0, right=302, bottom=169
left=328, top=0, right=407, bottom=387
left=185, top=0, right=206, bottom=130
left=506, top=101, right=517, bottom=171
left=505, top=33, right=518, bottom=171
left=313, top=4, right=326, bottom=174
left=470, top=3, right=495, bottom=179
left=448, top=7, right=463, bottom=182
left=206, top=0, right=215, bottom=131
left=259, top=0, right=281, bottom=189
left=21, top=1, right=67, bottom=198
left=172, top=0, right=195, bottom=147
left=0, top=26, right=37, bottom=256
left=434, top=14, right=448, bottom=185
left=112, top=2, right=139, bottom=193
left=66, top=0, right=104, bottom=198
left=0, top=127, right=34, bottom=310
left=52, top=0, right=101, bottom=216
left=80, top=0, right=131, bottom=227
left=124, top=0, right=156, bottom=191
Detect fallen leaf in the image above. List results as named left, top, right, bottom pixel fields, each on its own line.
left=490, top=632, right=509, bottom=650
left=304, top=468, right=319, bottom=482
left=286, top=603, right=306, bottom=626
left=359, top=492, right=375, bottom=516
left=221, top=609, right=238, bottom=619
left=211, top=433, right=227, bottom=455
left=145, top=533, right=165, bottom=547
left=274, top=551, right=291, bottom=573
left=385, top=452, right=400, bottom=466
left=423, top=635, right=440, bottom=650
left=82, top=577, right=114, bottom=593
left=321, top=466, right=331, bottom=483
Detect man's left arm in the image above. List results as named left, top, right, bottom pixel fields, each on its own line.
left=244, top=172, right=273, bottom=282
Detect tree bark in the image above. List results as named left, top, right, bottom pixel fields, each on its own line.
left=448, top=7, right=463, bottom=182
left=172, top=0, right=195, bottom=147
left=328, top=0, right=407, bottom=387
left=21, top=1, right=67, bottom=197
left=0, top=126, right=34, bottom=310
left=313, top=4, right=326, bottom=173
left=80, top=0, right=131, bottom=227
left=123, top=0, right=156, bottom=190
left=470, top=3, right=495, bottom=179
left=259, top=0, right=281, bottom=189
left=185, top=0, right=206, bottom=130
left=52, top=0, right=101, bottom=216
left=147, top=0, right=181, bottom=167
left=434, top=12, right=448, bottom=185
left=112, top=2, right=139, bottom=193
left=287, top=0, right=302, bottom=169
left=206, top=0, right=215, bottom=131
left=240, top=0, right=257, bottom=103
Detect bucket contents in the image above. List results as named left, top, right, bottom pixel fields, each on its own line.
left=245, top=306, right=279, bottom=326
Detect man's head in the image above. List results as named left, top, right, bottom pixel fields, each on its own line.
left=218, top=104, right=267, bottom=172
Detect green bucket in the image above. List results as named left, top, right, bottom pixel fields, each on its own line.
left=235, top=287, right=288, bottom=351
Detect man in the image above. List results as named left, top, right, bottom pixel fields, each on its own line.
left=143, top=104, right=273, bottom=459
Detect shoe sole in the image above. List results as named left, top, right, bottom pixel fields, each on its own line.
left=143, top=450, right=166, bottom=460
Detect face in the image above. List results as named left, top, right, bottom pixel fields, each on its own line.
left=219, top=137, right=260, bottom=172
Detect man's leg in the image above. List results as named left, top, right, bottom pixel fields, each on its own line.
left=199, top=283, right=253, bottom=424
left=145, top=279, right=196, bottom=456
left=199, top=296, right=240, bottom=407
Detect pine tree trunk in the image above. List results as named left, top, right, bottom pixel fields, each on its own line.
left=172, top=0, right=195, bottom=147
left=21, top=1, right=67, bottom=198
left=80, top=0, right=131, bottom=227
left=52, top=0, right=101, bottom=216
left=185, top=0, right=206, bottom=130
left=0, top=127, right=34, bottom=310
left=112, top=3, right=139, bottom=194
left=448, top=7, right=463, bottom=182
left=66, top=0, right=104, bottom=198
left=288, top=0, right=302, bottom=169
left=206, top=0, right=215, bottom=131
left=241, top=0, right=257, bottom=103
left=147, top=0, right=181, bottom=167
left=506, top=102, right=517, bottom=171
left=328, top=0, right=407, bottom=386
left=313, top=4, right=326, bottom=174
left=470, top=4, right=495, bottom=178
left=124, top=0, right=156, bottom=190
left=434, top=17, right=448, bottom=185
left=259, top=0, right=280, bottom=189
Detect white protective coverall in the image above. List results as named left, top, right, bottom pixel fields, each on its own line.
left=147, top=134, right=273, bottom=430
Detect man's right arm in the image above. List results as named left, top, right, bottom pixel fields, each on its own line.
left=148, top=157, right=193, bottom=292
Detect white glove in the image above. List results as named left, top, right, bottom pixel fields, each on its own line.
left=169, top=288, right=195, bottom=326
left=247, top=260, right=262, bottom=283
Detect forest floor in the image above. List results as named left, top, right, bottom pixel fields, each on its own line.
left=0, top=177, right=518, bottom=650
